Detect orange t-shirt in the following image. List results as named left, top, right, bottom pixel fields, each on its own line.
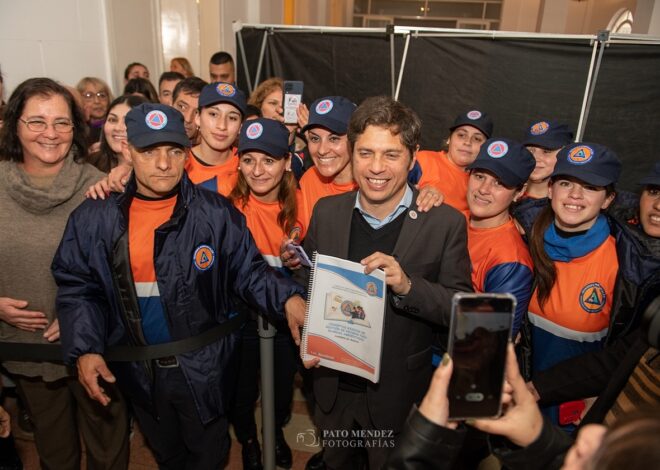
left=416, top=150, right=469, bottom=212
left=185, top=148, right=238, bottom=196
left=234, top=193, right=307, bottom=268
left=128, top=195, right=177, bottom=344
left=298, top=166, right=358, bottom=227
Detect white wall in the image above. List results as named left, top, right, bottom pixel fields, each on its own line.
left=538, top=0, right=569, bottom=33
left=499, top=0, right=542, bottom=32
left=634, top=0, right=660, bottom=34
left=105, top=0, right=162, bottom=94
left=160, top=0, right=201, bottom=78
left=0, top=0, right=112, bottom=98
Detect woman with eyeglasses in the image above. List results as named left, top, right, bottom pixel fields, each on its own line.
left=0, top=78, right=129, bottom=469
left=76, top=76, right=113, bottom=149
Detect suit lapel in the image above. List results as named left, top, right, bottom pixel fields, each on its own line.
left=334, top=192, right=354, bottom=259
left=392, top=189, right=427, bottom=261
left=392, top=206, right=427, bottom=261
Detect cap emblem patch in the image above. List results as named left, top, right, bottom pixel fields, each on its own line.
left=568, top=145, right=593, bottom=165
left=467, top=110, right=482, bottom=120
left=530, top=121, right=550, bottom=135
left=316, top=100, right=334, bottom=115
left=145, top=110, right=168, bottom=130
left=246, top=122, right=263, bottom=140
left=216, top=83, right=236, bottom=97
left=487, top=141, right=509, bottom=158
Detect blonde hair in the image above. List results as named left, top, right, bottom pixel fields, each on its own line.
left=76, top=77, right=113, bottom=102
left=170, top=57, right=195, bottom=78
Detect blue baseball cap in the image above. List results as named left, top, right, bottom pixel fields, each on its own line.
left=238, top=118, right=290, bottom=158
left=301, top=96, right=356, bottom=135
left=449, top=109, right=493, bottom=138
left=522, top=121, right=573, bottom=150
left=198, top=82, right=247, bottom=116
left=126, top=103, right=190, bottom=148
left=468, top=138, right=535, bottom=187
left=639, top=162, right=660, bottom=186
left=552, top=143, right=622, bottom=187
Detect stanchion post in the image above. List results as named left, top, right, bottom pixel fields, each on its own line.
left=258, top=314, right=278, bottom=470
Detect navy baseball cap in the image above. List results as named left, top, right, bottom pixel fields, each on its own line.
left=449, top=109, right=493, bottom=138
left=468, top=138, right=535, bottom=187
left=639, top=162, right=660, bottom=186
left=522, top=121, right=573, bottom=150
left=238, top=118, right=290, bottom=158
left=301, top=96, right=356, bottom=135
left=552, top=143, right=622, bottom=187
left=126, top=103, right=190, bottom=148
left=198, top=82, right=247, bottom=116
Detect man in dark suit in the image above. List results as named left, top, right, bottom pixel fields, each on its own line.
left=290, top=96, right=472, bottom=470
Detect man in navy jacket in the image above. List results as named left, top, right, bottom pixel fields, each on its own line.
left=52, top=103, right=307, bottom=469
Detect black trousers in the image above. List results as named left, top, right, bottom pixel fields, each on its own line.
left=132, top=365, right=229, bottom=470
left=229, top=318, right=298, bottom=443
left=315, top=389, right=396, bottom=470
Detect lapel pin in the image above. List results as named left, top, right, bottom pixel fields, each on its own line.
left=409, top=210, right=418, bottom=220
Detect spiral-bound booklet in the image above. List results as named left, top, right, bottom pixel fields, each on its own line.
left=301, top=252, right=386, bottom=383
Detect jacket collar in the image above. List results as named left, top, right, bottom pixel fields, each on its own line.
left=115, top=171, right=197, bottom=225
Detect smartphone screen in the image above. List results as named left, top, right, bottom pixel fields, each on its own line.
left=283, top=81, right=303, bottom=124
left=447, top=293, right=515, bottom=419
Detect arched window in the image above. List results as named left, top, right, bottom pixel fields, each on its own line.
left=607, top=8, right=633, bottom=34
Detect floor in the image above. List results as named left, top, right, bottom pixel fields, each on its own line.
left=4, top=378, right=501, bottom=470
left=4, top=374, right=320, bottom=470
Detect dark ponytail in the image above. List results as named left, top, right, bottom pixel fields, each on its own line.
left=529, top=205, right=556, bottom=310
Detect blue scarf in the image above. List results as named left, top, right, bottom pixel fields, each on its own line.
left=544, top=214, right=610, bottom=262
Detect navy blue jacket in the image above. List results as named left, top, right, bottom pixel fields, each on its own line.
left=52, top=173, right=304, bottom=423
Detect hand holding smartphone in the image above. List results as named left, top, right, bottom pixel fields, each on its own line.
left=447, top=293, right=515, bottom=420
left=283, top=81, right=304, bottom=124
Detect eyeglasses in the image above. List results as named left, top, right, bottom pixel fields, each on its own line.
left=82, top=91, right=109, bottom=101
left=19, top=118, right=75, bottom=133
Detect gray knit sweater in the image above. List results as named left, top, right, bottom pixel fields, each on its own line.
left=0, top=155, right=103, bottom=381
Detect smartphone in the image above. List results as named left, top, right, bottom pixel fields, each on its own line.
left=286, top=243, right=312, bottom=268
left=283, top=80, right=304, bottom=124
left=447, top=292, right=515, bottom=419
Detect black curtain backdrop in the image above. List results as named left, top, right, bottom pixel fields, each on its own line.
left=237, top=28, right=394, bottom=105
left=236, top=27, right=660, bottom=190
left=583, top=43, right=660, bottom=190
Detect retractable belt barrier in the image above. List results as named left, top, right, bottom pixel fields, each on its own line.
left=0, top=311, right=247, bottom=362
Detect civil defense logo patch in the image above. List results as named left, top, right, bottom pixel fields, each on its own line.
left=568, top=145, right=594, bottom=165
left=579, top=282, right=606, bottom=313
left=216, top=83, right=236, bottom=97
left=289, top=226, right=302, bottom=243
left=467, top=110, right=482, bottom=120
left=316, top=99, right=334, bottom=115
left=487, top=141, right=509, bottom=158
left=246, top=122, right=263, bottom=140
left=145, top=110, right=168, bottom=130
left=530, top=121, right=550, bottom=135
left=193, top=245, right=215, bottom=271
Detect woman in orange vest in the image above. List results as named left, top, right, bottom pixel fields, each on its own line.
left=526, top=143, right=621, bottom=429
